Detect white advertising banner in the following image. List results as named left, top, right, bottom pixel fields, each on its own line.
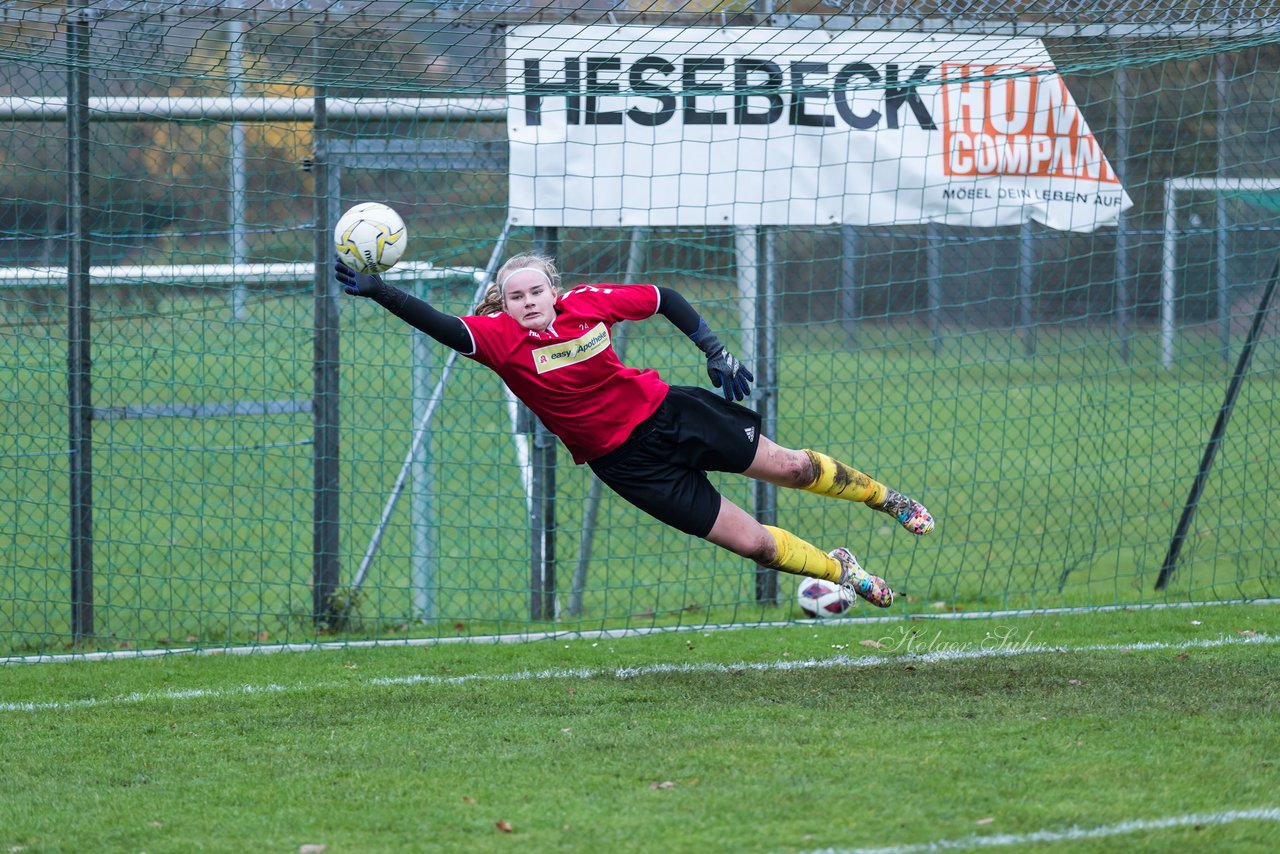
left=506, top=25, right=1132, bottom=232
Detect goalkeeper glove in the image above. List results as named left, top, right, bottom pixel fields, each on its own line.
left=334, top=259, right=384, bottom=298
left=689, top=319, right=754, bottom=401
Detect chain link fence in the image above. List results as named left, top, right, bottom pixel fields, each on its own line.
left=2, top=1, right=1277, bottom=655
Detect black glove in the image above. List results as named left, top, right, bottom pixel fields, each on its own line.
left=689, top=319, right=753, bottom=401
left=706, top=346, right=753, bottom=401
left=335, top=259, right=384, bottom=298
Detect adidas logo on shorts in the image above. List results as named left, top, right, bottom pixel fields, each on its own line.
left=744, top=426, right=756, bottom=442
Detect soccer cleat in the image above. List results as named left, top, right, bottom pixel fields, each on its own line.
left=829, top=547, right=894, bottom=608
left=898, top=500, right=934, bottom=535
left=880, top=489, right=935, bottom=536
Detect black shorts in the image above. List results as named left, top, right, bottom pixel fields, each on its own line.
left=587, top=386, right=763, bottom=538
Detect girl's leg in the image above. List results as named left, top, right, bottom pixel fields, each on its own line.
left=743, top=437, right=934, bottom=535
left=702, top=497, right=893, bottom=607
left=703, top=496, right=837, bottom=580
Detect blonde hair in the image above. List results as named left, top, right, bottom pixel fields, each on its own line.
left=475, top=252, right=563, bottom=315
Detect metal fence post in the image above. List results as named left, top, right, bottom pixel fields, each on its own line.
left=839, top=225, right=860, bottom=348
left=926, top=221, right=942, bottom=354
left=66, top=0, right=94, bottom=642
left=411, top=278, right=439, bottom=621
left=1019, top=219, right=1036, bottom=357
left=1216, top=52, right=1232, bottom=362
left=312, top=27, right=341, bottom=627
left=528, top=227, right=558, bottom=621
left=1114, top=57, right=1132, bottom=363
left=754, top=227, right=779, bottom=606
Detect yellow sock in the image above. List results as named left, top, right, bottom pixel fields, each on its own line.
left=763, top=525, right=841, bottom=582
left=802, top=449, right=887, bottom=507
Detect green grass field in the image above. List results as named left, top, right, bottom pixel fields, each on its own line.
left=1, top=604, right=1277, bottom=853
left=2, top=282, right=1278, bottom=654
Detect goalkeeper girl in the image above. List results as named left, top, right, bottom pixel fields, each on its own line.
left=336, top=252, right=933, bottom=607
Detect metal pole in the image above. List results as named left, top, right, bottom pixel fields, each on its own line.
left=1114, top=59, right=1132, bottom=363
left=926, top=221, right=942, bottom=354
left=528, top=226, right=559, bottom=621
left=1156, top=258, right=1279, bottom=591
left=736, top=227, right=759, bottom=370
left=754, top=227, right=779, bottom=606
left=1162, top=180, right=1178, bottom=369
left=409, top=282, right=439, bottom=621
left=1019, top=219, right=1036, bottom=357
left=229, top=20, right=249, bottom=321
left=312, top=26, right=341, bottom=627
left=839, top=225, right=859, bottom=348
left=1216, top=52, right=1231, bottom=362
left=0, top=96, right=508, bottom=123
left=66, top=1, right=94, bottom=642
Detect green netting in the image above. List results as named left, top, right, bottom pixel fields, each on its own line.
left=1, top=1, right=1278, bottom=655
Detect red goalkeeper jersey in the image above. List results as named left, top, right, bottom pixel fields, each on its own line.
left=460, top=284, right=670, bottom=463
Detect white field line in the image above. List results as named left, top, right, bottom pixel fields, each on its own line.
left=0, top=632, right=1272, bottom=715
left=811, top=807, right=1280, bottom=854
left=4, top=597, right=1278, bottom=666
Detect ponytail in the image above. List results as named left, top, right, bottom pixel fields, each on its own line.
left=474, top=283, right=503, bottom=316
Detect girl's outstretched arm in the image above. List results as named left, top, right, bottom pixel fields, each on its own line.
left=336, top=261, right=473, bottom=354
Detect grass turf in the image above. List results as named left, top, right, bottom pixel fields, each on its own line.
left=1, top=604, right=1276, bottom=853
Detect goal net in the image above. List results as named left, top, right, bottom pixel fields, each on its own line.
left=2, top=1, right=1278, bottom=655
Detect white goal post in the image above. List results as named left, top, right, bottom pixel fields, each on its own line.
left=1162, top=176, right=1280, bottom=368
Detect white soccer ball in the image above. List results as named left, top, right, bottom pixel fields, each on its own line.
left=334, top=202, right=407, bottom=274
left=797, top=577, right=855, bottom=619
